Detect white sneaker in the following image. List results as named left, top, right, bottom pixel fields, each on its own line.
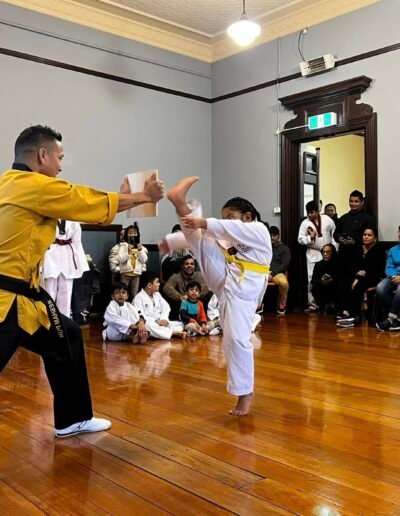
left=209, top=327, right=222, bottom=336
left=55, top=417, right=111, bottom=438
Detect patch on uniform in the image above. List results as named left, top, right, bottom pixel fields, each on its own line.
left=237, top=244, right=251, bottom=254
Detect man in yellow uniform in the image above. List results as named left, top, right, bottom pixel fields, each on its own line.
left=0, top=125, right=164, bottom=437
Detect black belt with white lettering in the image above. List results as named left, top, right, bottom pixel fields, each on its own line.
left=0, top=274, right=72, bottom=361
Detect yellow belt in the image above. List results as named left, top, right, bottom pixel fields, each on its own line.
left=217, top=243, right=270, bottom=282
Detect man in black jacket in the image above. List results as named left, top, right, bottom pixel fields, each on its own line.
left=334, top=190, right=375, bottom=277
left=269, top=226, right=291, bottom=315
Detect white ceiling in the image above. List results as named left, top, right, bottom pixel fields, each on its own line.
left=98, top=0, right=298, bottom=37
left=3, top=0, right=381, bottom=61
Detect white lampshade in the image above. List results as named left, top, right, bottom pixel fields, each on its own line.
left=227, top=15, right=261, bottom=47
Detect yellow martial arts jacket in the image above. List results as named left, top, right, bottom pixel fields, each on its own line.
left=0, top=167, right=119, bottom=335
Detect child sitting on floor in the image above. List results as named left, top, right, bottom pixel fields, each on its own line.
left=102, top=283, right=147, bottom=344
left=179, top=281, right=214, bottom=336
left=134, top=272, right=187, bottom=339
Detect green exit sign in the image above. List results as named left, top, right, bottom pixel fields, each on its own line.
left=308, top=112, right=337, bottom=130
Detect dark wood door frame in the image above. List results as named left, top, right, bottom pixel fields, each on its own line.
left=279, top=75, right=377, bottom=307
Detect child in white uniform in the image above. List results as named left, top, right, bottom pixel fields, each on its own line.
left=134, top=272, right=187, bottom=339
left=103, top=283, right=147, bottom=344
left=43, top=220, right=89, bottom=317
left=163, top=177, right=271, bottom=416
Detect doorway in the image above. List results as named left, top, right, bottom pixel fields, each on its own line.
left=301, top=133, right=365, bottom=218
left=278, top=76, right=377, bottom=307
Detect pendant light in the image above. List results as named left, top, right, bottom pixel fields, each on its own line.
left=227, top=0, right=261, bottom=47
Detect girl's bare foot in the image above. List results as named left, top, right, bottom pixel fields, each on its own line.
left=167, top=176, right=199, bottom=216
left=229, top=393, right=253, bottom=416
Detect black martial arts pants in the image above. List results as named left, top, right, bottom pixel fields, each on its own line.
left=0, top=302, right=93, bottom=429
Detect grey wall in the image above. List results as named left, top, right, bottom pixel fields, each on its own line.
left=0, top=3, right=211, bottom=242
left=1, top=0, right=400, bottom=242
left=212, top=0, right=400, bottom=240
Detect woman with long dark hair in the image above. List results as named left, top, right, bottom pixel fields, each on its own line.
left=336, top=227, right=386, bottom=327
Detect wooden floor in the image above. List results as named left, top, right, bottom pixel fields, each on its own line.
left=1, top=313, right=400, bottom=515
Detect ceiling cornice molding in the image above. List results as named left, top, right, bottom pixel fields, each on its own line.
left=2, top=0, right=214, bottom=61
left=2, top=0, right=381, bottom=63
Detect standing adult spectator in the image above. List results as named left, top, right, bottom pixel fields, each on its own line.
left=268, top=226, right=291, bottom=315
left=43, top=220, right=89, bottom=318
left=0, top=124, right=164, bottom=437
left=334, top=190, right=375, bottom=277
left=376, top=226, right=400, bottom=332
left=298, top=200, right=336, bottom=311
left=324, top=203, right=339, bottom=224
left=163, top=254, right=209, bottom=318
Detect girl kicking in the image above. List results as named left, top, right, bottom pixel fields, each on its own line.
left=164, top=176, right=271, bottom=416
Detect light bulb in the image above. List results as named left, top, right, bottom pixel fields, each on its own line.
left=227, top=17, right=261, bottom=47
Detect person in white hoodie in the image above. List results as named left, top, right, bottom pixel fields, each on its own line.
left=118, top=223, right=148, bottom=300
left=298, top=200, right=336, bottom=312
left=134, top=272, right=187, bottom=339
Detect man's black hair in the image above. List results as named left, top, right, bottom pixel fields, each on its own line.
left=349, top=190, right=364, bottom=201
left=14, top=125, right=62, bottom=157
left=186, top=280, right=201, bottom=292
left=181, top=254, right=195, bottom=265
left=269, top=225, right=280, bottom=236
left=324, top=202, right=337, bottom=211
left=306, top=200, right=319, bottom=213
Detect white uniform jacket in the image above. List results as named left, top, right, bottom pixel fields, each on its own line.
left=43, top=221, right=89, bottom=279
left=134, top=289, right=171, bottom=322
left=297, top=214, right=336, bottom=264
left=103, top=300, right=141, bottom=336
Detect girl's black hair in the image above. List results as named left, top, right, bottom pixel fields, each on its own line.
left=222, top=197, right=269, bottom=228
left=123, top=222, right=140, bottom=245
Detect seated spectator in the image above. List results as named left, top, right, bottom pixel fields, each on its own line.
left=268, top=226, right=291, bottom=315
left=324, top=203, right=339, bottom=224
left=160, top=224, right=194, bottom=282
left=179, top=281, right=214, bottom=336
left=207, top=293, right=261, bottom=334
left=102, top=283, right=147, bottom=344
left=163, top=254, right=209, bottom=318
left=134, top=272, right=187, bottom=339
left=311, top=244, right=338, bottom=314
left=298, top=200, right=336, bottom=312
left=336, top=227, right=386, bottom=328
left=376, top=226, right=400, bottom=332
left=119, top=223, right=148, bottom=300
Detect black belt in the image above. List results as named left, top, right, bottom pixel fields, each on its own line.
left=0, top=274, right=72, bottom=361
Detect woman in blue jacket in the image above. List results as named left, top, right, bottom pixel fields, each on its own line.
left=376, top=226, right=400, bottom=331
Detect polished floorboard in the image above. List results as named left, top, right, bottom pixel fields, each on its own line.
left=1, top=313, right=400, bottom=515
